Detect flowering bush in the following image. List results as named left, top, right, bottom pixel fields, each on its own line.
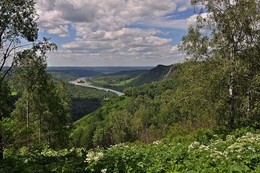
left=185, top=133, right=260, bottom=172
left=1, top=130, right=259, bottom=172
left=83, top=132, right=260, bottom=172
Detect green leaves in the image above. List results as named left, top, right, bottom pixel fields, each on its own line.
left=0, top=0, right=38, bottom=46
left=11, top=44, right=70, bottom=149
left=180, top=0, right=260, bottom=130
left=0, top=129, right=259, bottom=172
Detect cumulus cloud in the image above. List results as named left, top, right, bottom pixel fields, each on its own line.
left=36, top=0, right=180, bottom=32
left=35, top=0, right=192, bottom=66
left=62, top=28, right=171, bottom=54
left=48, top=25, right=69, bottom=37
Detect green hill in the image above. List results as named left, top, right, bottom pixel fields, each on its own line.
left=85, top=64, right=173, bottom=91
left=129, top=64, right=173, bottom=86
left=71, top=60, right=260, bottom=149
left=49, top=70, right=103, bottom=81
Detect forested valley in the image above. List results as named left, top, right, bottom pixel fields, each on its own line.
left=0, top=0, right=259, bottom=172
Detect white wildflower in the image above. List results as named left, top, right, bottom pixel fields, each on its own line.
left=85, top=151, right=104, bottom=163
left=94, top=152, right=104, bottom=161
left=199, top=144, right=209, bottom=151
left=101, top=168, right=107, bottom=173
left=226, top=135, right=235, bottom=141
left=153, top=141, right=161, bottom=145
left=188, top=141, right=200, bottom=152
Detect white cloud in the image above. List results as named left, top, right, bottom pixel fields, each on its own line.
left=139, top=18, right=188, bottom=30
left=62, top=28, right=171, bottom=52
left=48, top=25, right=69, bottom=37
left=35, top=0, right=191, bottom=66
left=36, top=0, right=180, bottom=33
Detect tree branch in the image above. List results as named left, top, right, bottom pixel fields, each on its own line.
left=0, top=38, right=14, bottom=72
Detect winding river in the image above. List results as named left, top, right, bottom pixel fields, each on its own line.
left=69, top=78, right=125, bottom=96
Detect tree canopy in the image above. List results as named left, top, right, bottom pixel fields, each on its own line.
left=0, top=0, right=38, bottom=81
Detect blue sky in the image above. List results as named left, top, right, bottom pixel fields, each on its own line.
left=36, top=0, right=197, bottom=66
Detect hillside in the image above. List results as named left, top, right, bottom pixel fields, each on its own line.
left=129, top=64, right=173, bottom=86
left=71, top=60, right=260, bottom=149
left=68, top=84, right=117, bottom=121
left=48, top=69, right=103, bottom=81
left=49, top=65, right=172, bottom=121
left=85, top=64, right=173, bottom=91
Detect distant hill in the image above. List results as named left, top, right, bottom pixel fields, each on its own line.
left=47, top=66, right=153, bottom=74
left=129, top=64, right=173, bottom=86
left=49, top=70, right=103, bottom=81
left=47, top=66, right=154, bottom=81
left=84, top=65, right=173, bottom=91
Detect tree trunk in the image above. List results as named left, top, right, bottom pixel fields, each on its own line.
left=39, top=114, right=42, bottom=143
left=228, top=45, right=237, bottom=131
left=26, top=100, right=29, bottom=129
left=0, top=114, right=3, bottom=160
left=0, top=81, right=4, bottom=160
left=39, top=115, right=42, bottom=143
left=247, top=89, right=252, bottom=118
left=229, top=73, right=235, bottom=131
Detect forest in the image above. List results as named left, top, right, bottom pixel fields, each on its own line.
left=0, top=0, right=259, bottom=172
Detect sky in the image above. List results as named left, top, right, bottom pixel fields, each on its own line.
left=35, top=0, right=197, bottom=67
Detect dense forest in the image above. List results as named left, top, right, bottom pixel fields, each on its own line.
left=0, top=0, right=259, bottom=172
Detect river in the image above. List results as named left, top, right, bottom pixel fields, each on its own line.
left=69, top=78, right=125, bottom=96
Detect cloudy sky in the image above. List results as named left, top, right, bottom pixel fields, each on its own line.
left=36, top=0, right=197, bottom=66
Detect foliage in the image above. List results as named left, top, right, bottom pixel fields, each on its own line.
left=85, top=131, right=260, bottom=173
left=0, top=0, right=39, bottom=160
left=0, top=0, right=38, bottom=79
left=86, top=65, right=171, bottom=91
left=49, top=69, right=103, bottom=81
left=0, top=147, right=87, bottom=173
left=9, top=41, right=70, bottom=149
left=71, top=61, right=227, bottom=147
left=68, top=84, right=117, bottom=121
left=1, top=130, right=259, bottom=172
left=180, top=0, right=260, bottom=130
left=86, top=70, right=148, bottom=91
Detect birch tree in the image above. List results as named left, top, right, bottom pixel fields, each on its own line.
left=181, top=0, right=260, bottom=130
left=12, top=41, right=71, bottom=149
left=0, top=0, right=38, bottom=159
